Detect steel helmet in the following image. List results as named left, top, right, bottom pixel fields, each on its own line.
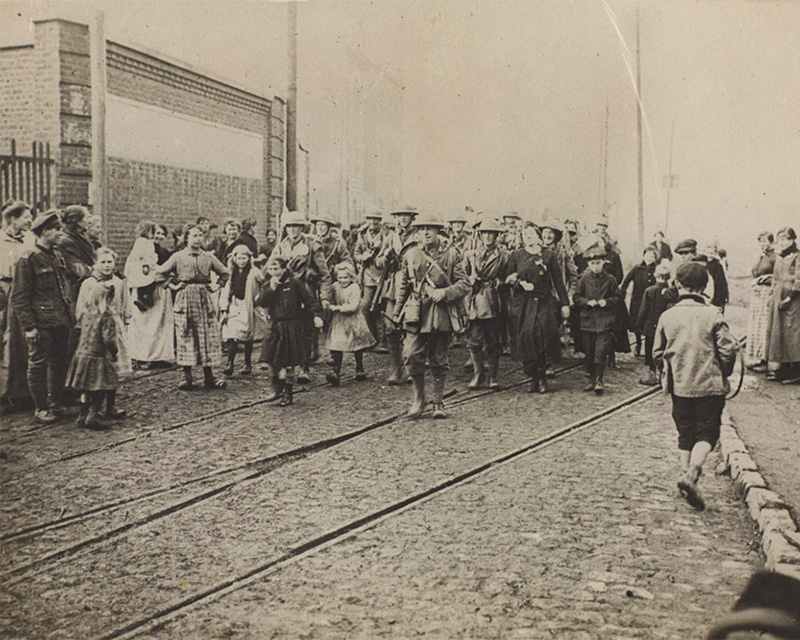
left=412, top=213, right=446, bottom=229
left=282, top=210, right=307, bottom=227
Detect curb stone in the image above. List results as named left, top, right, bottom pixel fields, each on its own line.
left=719, top=411, right=800, bottom=576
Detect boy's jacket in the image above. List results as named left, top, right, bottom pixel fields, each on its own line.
left=653, top=294, right=738, bottom=397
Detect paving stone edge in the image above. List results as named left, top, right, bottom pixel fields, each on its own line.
left=719, top=411, right=800, bottom=582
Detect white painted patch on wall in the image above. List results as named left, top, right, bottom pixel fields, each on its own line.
left=106, top=95, right=264, bottom=180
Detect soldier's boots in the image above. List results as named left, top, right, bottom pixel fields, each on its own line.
left=487, top=357, right=500, bottom=391
left=386, top=340, right=404, bottom=385
left=407, top=374, right=426, bottom=418
left=467, top=351, right=485, bottom=390
left=431, top=376, right=447, bottom=419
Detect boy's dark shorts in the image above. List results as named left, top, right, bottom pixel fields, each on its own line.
left=671, top=395, right=726, bottom=451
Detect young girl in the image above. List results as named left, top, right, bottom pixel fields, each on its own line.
left=219, top=244, right=266, bottom=376
left=75, top=247, right=132, bottom=419
left=67, top=284, right=120, bottom=430
left=256, top=255, right=323, bottom=406
left=325, top=262, right=376, bottom=386
left=156, top=224, right=229, bottom=390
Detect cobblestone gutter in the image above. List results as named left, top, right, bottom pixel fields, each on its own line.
left=719, top=411, right=800, bottom=581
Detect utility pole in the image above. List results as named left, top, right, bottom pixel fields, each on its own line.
left=90, top=10, right=107, bottom=236
left=286, top=1, right=298, bottom=213
left=635, top=0, right=644, bottom=249
left=664, top=119, right=676, bottom=237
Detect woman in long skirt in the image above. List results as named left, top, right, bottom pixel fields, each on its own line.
left=766, top=227, right=800, bottom=381
left=156, top=224, right=229, bottom=390
left=505, top=220, right=570, bottom=393
left=745, top=231, right=776, bottom=370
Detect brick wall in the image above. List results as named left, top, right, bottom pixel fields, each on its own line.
left=106, top=158, right=266, bottom=257
left=104, top=40, right=281, bottom=258
left=0, top=22, right=61, bottom=169
left=1, top=18, right=285, bottom=260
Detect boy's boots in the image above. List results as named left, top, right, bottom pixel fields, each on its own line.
left=467, top=351, right=485, bottom=389
left=386, top=338, right=404, bottom=385
left=487, top=357, right=500, bottom=391
left=431, top=376, right=447, bottom=419
left=279, top=383, right=293, bottom=406
left=223, top=340, right=237, bottom=377
left=105, top=390, right=126, bottom=419
left=593, top=364, right=606, bottom=395
left=678, top=465, right=705, bottom=510
left=242, top=342, right=253, bottom=375
left=407, top=374, right=426, bottom=418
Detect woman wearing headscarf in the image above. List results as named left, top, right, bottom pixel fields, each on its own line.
left=505, top=217, right=570, bottom=393
left=56, top=205, right=96, bottom=308
left=765, top=227, right=800, bottom=381
left=745, top=231, right=776, bottom=371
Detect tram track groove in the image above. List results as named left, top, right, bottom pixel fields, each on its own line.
left=1, top=362, right=577, bottom=580
left=96, top=383, right=662, bottom=640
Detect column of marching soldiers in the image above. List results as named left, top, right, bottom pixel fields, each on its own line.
left=2, top=200, right=731, bottom=428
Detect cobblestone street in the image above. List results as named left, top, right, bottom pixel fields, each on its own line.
left=1, top=350, right=764, bottom=639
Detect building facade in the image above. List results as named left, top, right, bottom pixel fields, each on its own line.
left=0, top=19, right=285, bottom=258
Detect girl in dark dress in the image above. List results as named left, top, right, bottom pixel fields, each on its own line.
left=504, top=221, right=570, bottom=393
left=257, top=255, right=324, bottom=406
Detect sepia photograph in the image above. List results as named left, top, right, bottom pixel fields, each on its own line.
left=1, top=0, right=799, bottom=637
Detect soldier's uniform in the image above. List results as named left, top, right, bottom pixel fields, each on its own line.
left=10, top=211, right=75, bottom=419
left=311, top=212, right=353, bottom=277
left=272, top=212, right=332, bottom=377
left=353, top=212, right=386, bottom=344
left=462, top=218, right=510, bottom=390
left=375, top=210, right=418, bottom=384
left=394, top=213, right=470, bottom=418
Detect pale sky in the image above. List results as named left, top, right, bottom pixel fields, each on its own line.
left=2, top=0, right=799, bottom=272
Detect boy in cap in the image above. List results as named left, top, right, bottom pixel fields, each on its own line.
left=654, top=262, right=738, bottom=510
left=11, top=211, right=75, bottom=423
left=573, top=244, right=621, bottom=394
left=636, top=261, right=673, bottom=385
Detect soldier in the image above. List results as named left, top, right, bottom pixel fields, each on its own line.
left=500, top=211, right=522, bottom=251
left=375, top=209, right=419, bottom=385
left=447, top=211, right=471, bottom=258
left=311, top=212, right=352, bottom=275
left=462, top=217, right=510, bottom=390
left=271, top=211, right=332, bottom=383
left=353, top=211, right=386, bottom=348
left=393, top=213, right=469, bottom=419
left=11, top=211, right=75, bottom=423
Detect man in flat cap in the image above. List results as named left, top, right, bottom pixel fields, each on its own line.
left=11, top=211, right=75, bottom=423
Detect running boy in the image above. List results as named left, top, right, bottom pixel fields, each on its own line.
left=653, top=261, right=738, bottom=510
